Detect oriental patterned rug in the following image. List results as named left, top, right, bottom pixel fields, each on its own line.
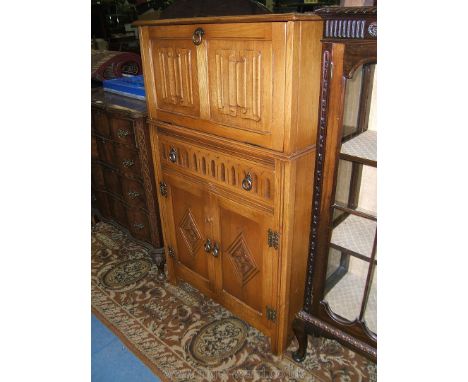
left=91, top=222, right=376, bottom=382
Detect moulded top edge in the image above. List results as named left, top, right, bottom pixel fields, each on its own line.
left=133, top=13, right=322, bottom=27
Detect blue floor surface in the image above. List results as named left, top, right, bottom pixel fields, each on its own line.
left=92, top=314, right=161, bottom=382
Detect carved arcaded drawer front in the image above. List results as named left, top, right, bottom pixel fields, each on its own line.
left=96, top=136, right=115, bottom=165
left=159, top=135, right=275, bottom=204
left=127, top=208, right=151, bottom=243
left=91, top=163, right=106, bottom=189
left=147, top=23, right=286, bottom=151
left=102, top=165, right=122, bottom=197
left=108, top=195, right=128, bottom=227
left=109, top=117, right=137, bottom=148
left=114, top=144, right=141, bottom=178
left=121, top=177, right=146, bottom=210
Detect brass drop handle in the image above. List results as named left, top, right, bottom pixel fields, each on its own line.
left=204, top=238, right=212, bottom=253
left=133, top=223, right=144, bottom=230
left=127, top=191, right=140, bottom=199
left=242, top=172, right=253, bottom=191
left=212, top=242, right=219, bottom=257
left=169, top=147, right=178, bottom=163
left=192, top=27, right=205, bottom=45
left=117, top=129, right=130, bottom=138
left=122, top=159, right=135, bottom=167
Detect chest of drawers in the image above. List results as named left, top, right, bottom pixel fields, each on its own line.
left=135, top=13, right=323, bottom=354
left=91, top=89, right=164, bottom=277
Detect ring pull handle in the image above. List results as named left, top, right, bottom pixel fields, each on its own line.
left=169, top=147, right=178, bottom=163
left=192, top=28, right=205, bottom=46
left=212, top=242, right=219, bottom=258
left=242, top=172, right=253, bottom=191
left=204, top=238, right=212, bottom=253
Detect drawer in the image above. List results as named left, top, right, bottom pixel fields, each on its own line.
left=102, top=165, right=123, bottom=196
left=114, top=144, right=142, bottom=178
left=145, top=22, right=286, bottom=151
left=108, top=116, right=137, bottom=148
left=92, top=108, right=110, bottom=137
left=96, top=136, right=115, bottom=165
left=127, top=208, right=152, bottom=243
left=108, top=195, right=128, bottom=227
left=159, top=134, right=276, bottom=205
left=121, top=177, right=147, bottom=210
left=91, top=162, right=106, bottom=189
left=93, top=189, right=111, bottom=218
left=91, top=135, right=99, bottom=160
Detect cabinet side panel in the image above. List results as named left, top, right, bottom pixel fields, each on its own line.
left=294, top=21, right=323, bottom=151
left=286, top=150, right=315, bottom=346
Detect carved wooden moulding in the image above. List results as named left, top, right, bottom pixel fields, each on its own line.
left=316, top=6, right=377, bottom=40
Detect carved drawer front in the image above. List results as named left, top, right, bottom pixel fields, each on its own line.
left=96, top=136, right=115, bottom=165
left=159, top=135, right=276, bottom=205
left=102, top=165, right=123, bottom=197
left=113, top=143, right=142, bottom=178
left=151, top=36, right=200, bottom=118
left=109, top=117, right=137, bottom=148
left=108, top=195, right=128, bottom=227
left=127, top=208, right=151, bottom=243
left=120, top=177, right=146, bottom=210
left=92, top=109, right=110, bottom=137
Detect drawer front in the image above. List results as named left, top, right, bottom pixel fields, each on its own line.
left=93, top=189, right=111, bottom=218
left=92, top=108, right=110, bottom=137
left=121, top=177, right=146, bottom=210
left=96, top=136, right=115, bottom=165
left=145, top=23, right=286, bottom=151
left=159, top=134, right=276, bottom=205
left=102, top=165, right=122, bottom=196
left=108, top=195, right=128, bottom=227
left=91, top=135, right=99, bottom=160
left=127, top=208, right=151, bottom=243
left=91, top=162, right=106, bottom=189
left=114, top=144, right=142, bottom=178
left=109, top=116, right=137, bottom=148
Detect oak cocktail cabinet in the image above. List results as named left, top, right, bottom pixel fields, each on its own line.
left=292, top=7, right=378, bottom=362
left=135, top=13, right=324, bottom=354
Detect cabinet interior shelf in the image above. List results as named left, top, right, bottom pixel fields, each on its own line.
left=330, top=214, right=377, bottom=261
left=324, top=270, right=377, bottom=335
left=340, top=130, right=377, bottom=167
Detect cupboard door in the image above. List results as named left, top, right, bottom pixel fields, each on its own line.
left=151, top=37, right=200, bottom=118
left=163, top=173, right=214, bottom=294
left=212, top=194, right=277, bottom=333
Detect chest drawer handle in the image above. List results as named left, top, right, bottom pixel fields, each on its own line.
left=169, top=148, right=178, bottom=163
left=192, top=27, right=205, bottom=46
left=127, top=191, right=140, bottom=199
left=117, top=129, right=130, bottom=138
left=133, top=223, right=145, bottom=230
left=242, top=173, right=253, bottom=191
left=122, top=159, right=135, bottom=167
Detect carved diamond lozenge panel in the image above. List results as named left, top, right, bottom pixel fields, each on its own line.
left=226, top=232, right=259, bottom=286
left=179, top=209, right=202, bottom=256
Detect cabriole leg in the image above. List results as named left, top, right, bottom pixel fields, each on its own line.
left=292, top=317, right=308, bottom=362
left=151, top=249, right=166, bottom=281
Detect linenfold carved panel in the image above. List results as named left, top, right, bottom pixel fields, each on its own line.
left=226, top=232, right=259, bottom=286
left=179, top=208, right=202, bottom=256
left=215, top=49, right=262, bottom=122
left=157, top=47, right=195, bottom=107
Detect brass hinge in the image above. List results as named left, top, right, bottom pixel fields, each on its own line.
left=267, top=229, right=279, bottom=249
left=159, top=181, right=168, bottom=197
left=266, top=306, right=277, bottom=322
left=167, top=246, right=175, bottom=259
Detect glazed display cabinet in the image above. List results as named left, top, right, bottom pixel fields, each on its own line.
left=292, top=6, right=378, bottom=362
